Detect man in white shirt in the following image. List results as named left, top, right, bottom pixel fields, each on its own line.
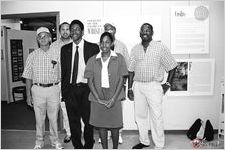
left=50, top=22, right=72, bottom=143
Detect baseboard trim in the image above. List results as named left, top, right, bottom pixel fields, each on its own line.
left=116, top=130, right=218, bottom=134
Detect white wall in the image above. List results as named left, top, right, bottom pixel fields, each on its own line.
left=1, top=1, right=224, bottom=130
left=1, top=19, right=21, bottom=30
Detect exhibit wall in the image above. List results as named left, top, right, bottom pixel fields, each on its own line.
left=1, top=1, right=224, bottom=130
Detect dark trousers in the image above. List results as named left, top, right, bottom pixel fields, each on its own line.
left=65, top=83, right=94, bottom=149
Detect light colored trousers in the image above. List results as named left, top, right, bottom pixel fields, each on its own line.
left=31, top=84, right=61, bottom=146
left=60, top=101, right=71, bottom=136
left=133, top=81, right=165, bottom=148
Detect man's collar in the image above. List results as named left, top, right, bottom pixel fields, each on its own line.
left=73, top=38, right=84, bottom=47
left=96, top=50, right=117, bottom=59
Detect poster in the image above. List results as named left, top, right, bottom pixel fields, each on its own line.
left=83, top=16, right=161, bottom=53
left=171, top=6, right=209, bottom=54
left=168, top=59, right=215, bottom=96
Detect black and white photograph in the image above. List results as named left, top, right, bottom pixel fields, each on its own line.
left=171, top=61, right=188, bottom=92
left=1, top=0, right=224, bottom=149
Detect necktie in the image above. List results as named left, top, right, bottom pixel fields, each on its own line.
left=72, top=46, right=79, bottom=84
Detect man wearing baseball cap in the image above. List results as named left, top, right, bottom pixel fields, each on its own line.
left=22, top=27, right=63, bottom=149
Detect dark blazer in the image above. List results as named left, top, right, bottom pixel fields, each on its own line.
left=61, top=40, right=99, bottom=101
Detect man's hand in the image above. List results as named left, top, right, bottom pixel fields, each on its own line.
left=127, top=89, right=134, bottom=101
left=161, top=83, right=170, bottom=95
left=26, top=95, right=33, bottom=107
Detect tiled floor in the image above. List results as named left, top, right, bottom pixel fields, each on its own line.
left=1, top=130, right=224, bottom=149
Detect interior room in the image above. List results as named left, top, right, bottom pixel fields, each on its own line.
left=1, top=0, right=224, bottom=149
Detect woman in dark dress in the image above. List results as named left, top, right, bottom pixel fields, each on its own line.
left=84, top=32, right=128, bottom=149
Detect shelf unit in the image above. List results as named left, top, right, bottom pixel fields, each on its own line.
left=218, top=79, right=224, bottom=141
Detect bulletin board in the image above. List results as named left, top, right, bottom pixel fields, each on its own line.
left=10, top=39, right=24, bottom=82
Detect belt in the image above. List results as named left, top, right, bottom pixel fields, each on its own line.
left=71, top=82, right=87, bottom=87
left=33, top=82, right=59, bottom=87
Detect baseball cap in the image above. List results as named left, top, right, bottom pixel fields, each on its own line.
left=104, top=22, right=116, bottom=30
left=36, top=27, right=50, bottom=35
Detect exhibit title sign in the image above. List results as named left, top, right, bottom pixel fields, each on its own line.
left=171, top=6, right=209, bottom=54
left=83, top=16, right=161, bottom=53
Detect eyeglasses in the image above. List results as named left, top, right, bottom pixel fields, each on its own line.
left=38, top=34, right=49, bottom=39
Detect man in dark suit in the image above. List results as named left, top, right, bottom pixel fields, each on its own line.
left=60, top=19, right=99, bottom=149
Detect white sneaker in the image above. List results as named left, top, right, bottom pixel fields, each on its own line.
left=33, top=145, right=43, bottom=149
left=154, top=146, right=164, bottom=149
left=98, top=136, right=111, bottom=143
left=51, top=143, right=64, bottom=149
left=119, top=135, right=123, bottom=144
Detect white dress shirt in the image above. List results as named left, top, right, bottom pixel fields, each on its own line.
left=70, top=39, right=87, bottom=84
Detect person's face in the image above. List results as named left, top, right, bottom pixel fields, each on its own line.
left=70, top=24, right=83, bottom=42
left=37, top=32, right=51, bottom=46
left=104, top=25, right=116, bottom=40
left=100, top=35, right=113, bottom=53
left=60, top=24, right=70, bottom=39
left=140, top=24, right=153, bottom=42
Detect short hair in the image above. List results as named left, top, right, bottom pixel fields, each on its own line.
left=70, top=20, right=84, bottom=31
left=59, top=22, right=70, bottom=31
left=100, top=32, right=114, bottom=43
left=140, top=23, right=153, bottom=32
left=104, top=23, right=116, bottom=31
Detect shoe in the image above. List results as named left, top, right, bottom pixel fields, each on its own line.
left=98, top=136, right=110, bottom=143
left=52, top=143, right=64, bottom=149
left=154, top=146, right=164, bottom=149
left=132, top=143, right=149, bottom=149
left=83, top=140, right=95, bottom=149
left=33, top=145, right=43, bottom=149
left=119, top=135, right=123, bottom=144
left=64, top=135, right=71, bottom=143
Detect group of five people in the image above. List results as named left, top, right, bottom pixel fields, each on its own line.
left=22, top=19, right=177, bottom=149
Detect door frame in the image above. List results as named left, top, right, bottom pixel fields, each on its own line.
left=2, top=11, right=60, bottom=39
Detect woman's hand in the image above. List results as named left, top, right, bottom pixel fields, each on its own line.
left=97, top=99, right=107, bottom=105
left=105, top=98, right=115, bottom=108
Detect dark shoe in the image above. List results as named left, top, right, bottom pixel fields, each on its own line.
left=132, top=143, right=149, bottom=149
left=83, top=140, right=95, bottom=149
left=64, top=135, right=71, bottom=143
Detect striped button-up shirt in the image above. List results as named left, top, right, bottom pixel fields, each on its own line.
left=22, top=48, right=60, bottom=84
left=50, top=38, right=73, bottom=80
left=114, top=39, right=130, bottom=67
left=128, top=41, right=177, bottom=82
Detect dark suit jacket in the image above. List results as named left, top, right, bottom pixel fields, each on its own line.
left=61, top=40, right=99, bottom=101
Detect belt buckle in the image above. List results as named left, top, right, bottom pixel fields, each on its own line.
left=76, top=83, right=81, bottom=87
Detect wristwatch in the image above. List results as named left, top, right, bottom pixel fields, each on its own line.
left=165, top=82, right=171, bottom=87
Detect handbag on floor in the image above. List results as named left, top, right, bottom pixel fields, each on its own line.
left=187, top=118, right=202, bottom=140
left=203, top=120, right=214, bottom=141
left=187, top=118, right=214, bottom=141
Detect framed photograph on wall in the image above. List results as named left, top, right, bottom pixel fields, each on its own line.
left=167, top=59, right=215, bottom=96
